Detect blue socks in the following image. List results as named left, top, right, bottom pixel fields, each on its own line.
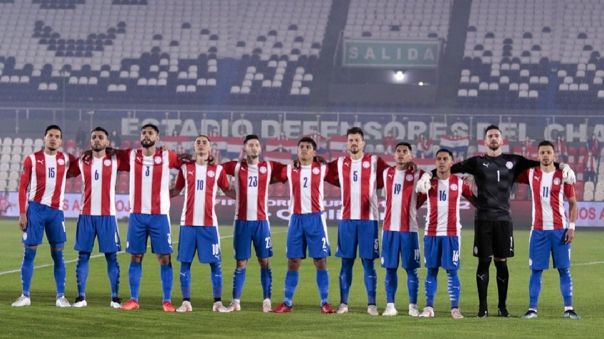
left=283, top=270, right=299, bottom=307
left=425, top=268, right=439, bottom=307
left=21, top=247, right=37, bottom=297
left=50, top=244, right=66, bottom=298
left=529, top=269, right=542, bottom=309
left=316, top=269, right=329, bottom=306
left=180, top=262, right=192, bottom=300
left=105, top=252, right=120, bottom=298
left=128, top=261, right=142, bottom=301
left=385, top=268, right=398, bottom=303
left=75, top=252, right=91, bottom=298
left=260, top=267, right=272, bottom=299
left=232, top=267, right=246, bottom=299
left=339, top=258, right=354, bottom=304
left=210, top=262, right=223, bottom=300
left=447, top=269, right=461, bottom=309
left=160, top=262, right=173, bottom=302
left=361, top=258, right=377, bottom=305
left=558, top=268, right=573, bottom=308
left=406, top=268, right=419, bottom=305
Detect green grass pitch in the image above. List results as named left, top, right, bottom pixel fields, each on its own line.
left=0, top=219, right=602, bottom=338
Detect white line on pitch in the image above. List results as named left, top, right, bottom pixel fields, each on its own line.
left=0, top=230, right=286, bottom=276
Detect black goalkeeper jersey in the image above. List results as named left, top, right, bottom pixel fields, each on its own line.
left=451, top=153, right=540, bottom=221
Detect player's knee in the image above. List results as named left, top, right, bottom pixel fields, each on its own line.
left=25, top=245, right=38, bottom=251
left=493, top=257, right=507, bottom=262
left=236, top=260, right=248, bottom=269
left=313, top=258, right=327, bottom=270
left=131, top=254, right=144, bottom=263
left=50, top=243, right=64, bottom=251
left=258, top=258, right=270, bottom=268
left=477, top=257, right=492, bottom=270
left=158, top=254, right=171, bottom=265
left=288, top=259, right=301, bottom=271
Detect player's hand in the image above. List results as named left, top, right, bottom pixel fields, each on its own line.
left=565, top=228, right=575, bottom=244
left=293, top=159, right=301, bottom=169
left=105, top=147, right=116, bottom=156
left=19, top=213, right=27, bottom=232
left=403, top=161, right=417, bottom=172
left=80, top=149, right=93, bottom=162
left=415, top=172, right=432, bottom=193
left=178, top=153, right=193, bottom=163
left=314, top=155, right=327, bottom=164
left=560, top=163, right=576, bottom=184
left=207, top=155, right=216, bottom=165
left=169, top=188, right=180, bottom=198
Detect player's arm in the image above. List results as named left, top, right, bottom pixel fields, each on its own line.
left=564, top=183, right=578, bottom=244
left=221, top=160, right=236, bottom=176
left=217, top=167, right=236, bottom=199
left=461, top=180, right=478, bottom=207
left=65, top=153, right=80, bottom=178
left=116, top=149, right=131, bottom=171
left=376, top=156, right=390, bottom=189
left=449, top=156, right=477, bottom=176
left=515, top=169, right=529, bottom=185
left=18, top=156, right=33, bottom=231
left=324, top=159, right=340, bottom=187
left=270, top=161, right=288, bottom=184
left=170, top=168, right=186, bottom=198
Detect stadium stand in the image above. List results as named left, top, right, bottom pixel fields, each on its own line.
left=0, top=0, right=331, bottom=105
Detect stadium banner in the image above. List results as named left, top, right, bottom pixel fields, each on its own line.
left=2, top=192, right=601, bottom=228
left=341, top=39, right=441, bottom=68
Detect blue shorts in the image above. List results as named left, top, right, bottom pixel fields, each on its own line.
left=178, top=226, right=221, bottom=263
left=23, top=202, right=66, bottom=246
left=233, top=220, right=272, bottom=260
left=529, top=229, right=571, bottom=270
left=286, top=213, right=330, bottom=259
left=336, top=220, right=379, bottom=259
left=424, top=235, right=461, bottom=270
left=380, top=230, right=420, bottom=269
left=75, top=215, right=121, bottom=253
left=126, top=213, right=173, bottom=255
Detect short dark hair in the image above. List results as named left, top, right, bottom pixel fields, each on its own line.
left=243, top=134, right=260, bottom=144
left=538, top=140, right=555, bottom=151
left=91, top=126, right=109, bottom=136
left=141, top=123, right=159, bottom=134
left=298, top=136, right=317, bottom=150
left=436, top=148, right=453, bottom=158
left=346, top=127, right=364, bottom=139
left=44, top=124, right=62, bottom=138
left=484, top=124, right=500, bottom=136
left=395, top=142, right=412, bottom=151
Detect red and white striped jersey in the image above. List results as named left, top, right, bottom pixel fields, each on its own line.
left=19, top=150, right=78, bottom=212
left=283, top=163, right=327, bottom=214
left=519, top=168, right=575, bottom=230
left=325, top=154, right=388, bottom=220
left=425, top=175, right=474, bottom=236
left=174, top=163, right=230, bottom=226
left=222, top=160, right=284, bottom=221
left=129, top=149, right=180, bottom=215
left=76, top=153, right=129, bottom=216
left=382, top=167, right=424, bottom=232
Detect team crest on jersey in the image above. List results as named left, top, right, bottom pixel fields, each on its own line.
left=207, top=170, right=216, bottom=178
left=57, top=158, right=65, bottom=165
left=312, top=167, right=321, bottom=175
left=553, top=178, right=561, bottom=185
left=505, top=161, right=513, bottom=169
left=406, top=174, right=414, bottom=181
left=154, top=156, right=162, bottom=164
left=450, top=183, right=458, bottom=191
left=259, top=166, right=267, bottom=174
left=103, top=159, right=112, bottom=166
left=362, top=161, right=370, bottom=169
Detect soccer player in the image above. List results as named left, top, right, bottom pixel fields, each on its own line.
left=121, top=123, right=183, bottom=312
left=516, top=141, right=580, bottom=320
left=222, top=134, right=285, bottom=313
left=380, top=142, right=423, bottom=317
left=12, top=125, right=78, bottom=308
left=416, top=125, right=576, bottom=317
left=272, top=136, right=335, bottom=314
left=416, top=149, right=475, bottom=319
left=72, top=127, right=129, bottom=308
left=325, top=127, right=389, bottom=316
left=170, top=135, right=231, bottom=313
